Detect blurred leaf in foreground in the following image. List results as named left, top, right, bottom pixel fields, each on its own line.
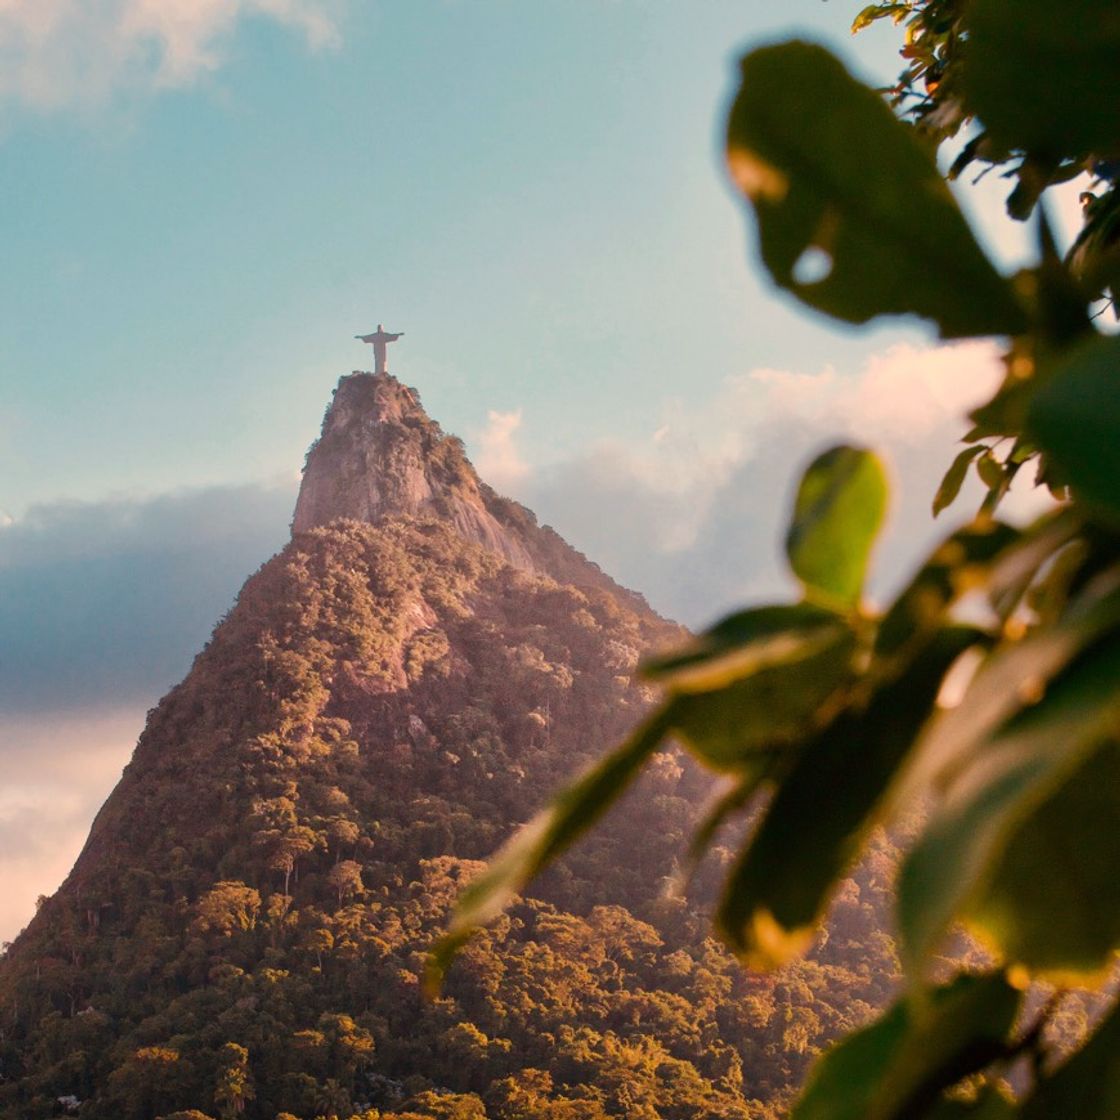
left=726, top=42, right=1025, bottom=338
left=791, top=972, right=1020, bottom=1120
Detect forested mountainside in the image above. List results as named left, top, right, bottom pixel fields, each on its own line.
left=0, top=375, right=901, bottom=1120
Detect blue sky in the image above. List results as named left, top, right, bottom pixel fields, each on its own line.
left=0, top=1, right=1076, bottom=941
left=2, top=0, right=926, bottom=513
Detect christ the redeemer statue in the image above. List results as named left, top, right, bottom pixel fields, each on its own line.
left=356, top=324, right=404, bottom=374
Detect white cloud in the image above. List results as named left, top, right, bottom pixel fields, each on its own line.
left=0, top=0, right=342, bottom=112
left=474, top=408, right=530, bottom=490
left=715, top=340, right=1004, bottom=461
left=489, top=341, right=1042, bottom=625
left=0, top=708, right=143, bottom=943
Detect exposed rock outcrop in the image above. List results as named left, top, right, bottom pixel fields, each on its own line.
left=293, top=371, right=650, bottom=609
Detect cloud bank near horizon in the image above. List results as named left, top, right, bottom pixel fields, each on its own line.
left=0, top=0, right=342, bottom=114
left=0, top=480, right=296, bottom=714
left=491, top=339, right=1029, bottom=624
left=0, top=479, right=295, bottom=941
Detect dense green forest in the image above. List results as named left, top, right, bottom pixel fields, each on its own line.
left=0, top=500, right=902, bottom=1117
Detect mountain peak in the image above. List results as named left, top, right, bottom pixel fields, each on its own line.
left=292, top=371, right=650, bottom=609
left=292, top=370, right=527, bottom=560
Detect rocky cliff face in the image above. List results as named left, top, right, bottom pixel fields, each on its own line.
left=291, top=373, right=528, bottom=564
left=293, top=372, right=647, bottom=607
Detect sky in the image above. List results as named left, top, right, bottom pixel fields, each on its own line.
left=0, top=0, right=1082, bottom=943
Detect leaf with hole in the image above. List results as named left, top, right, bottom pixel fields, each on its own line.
left=726, top=42, right=1024, bottom=337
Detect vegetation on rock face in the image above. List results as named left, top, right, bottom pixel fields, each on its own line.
left=439, top=2, right=1120, bottom=1116
left=0, top=511, right=903, bottom=1119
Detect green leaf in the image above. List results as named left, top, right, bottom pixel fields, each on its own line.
left=976, top=451, right=1005, bottom=491
left=1021, top=1002, right=1120, bottom=1119
left=793, top=999, right=907, bottom=1120
left=899, top=601, right=1120, bottom=976
left=965, top=0, right=1120, bottom=158
left=983, top=507, right=1082, bottom=624
left=875, top=519, right=1018, bottom=659
left=897, top=580, right=1120, bottom=806
left=426, top=705, right=673, bottom=990
left=785, top=445, right=888, bottom=611
left=1068, top=185, right=1120, bottom=301
left=851, top=4, right=910, bottom=33
left=922, top=1089, right=1016, bottom=1120
left=717, top=626, right=981, bottom=966
left=933, top=446, right=987, bottom=516
left=874, top=976, right=1020, bottom=1120
left=681, top=778, right=756, bottom=880
left=969, top=738, right=1120, bottom=976
left=726, top=42, right=1025, bottom=337
left=641, top=602, right=848, bottom=692
left=669, top=628, right=857, bottom=772
left=791, top=973, right=1020, bottom=1120
left=851, top=6, right=883, bottom=33
left=1026, top=335, right=1120, bottom=524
